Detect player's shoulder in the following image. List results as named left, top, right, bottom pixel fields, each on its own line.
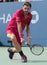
left=15, top=9, right=23, bottom=15
left=29, top=12, right=32, bottom=17
left=28, top=12, right=32, bottom=19
left=17, top=9, right=23, bottom=12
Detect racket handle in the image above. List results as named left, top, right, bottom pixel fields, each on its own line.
left=27, top=44, right=30, bottom=47
left=25, top=41, right=30, bottom=47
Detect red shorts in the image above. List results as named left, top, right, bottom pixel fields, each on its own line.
left=6, top=29, right=22, bottom=46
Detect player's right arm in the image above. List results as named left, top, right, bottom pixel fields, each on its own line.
left=17, top=21, right=25, bottom=43
left=16, top=10, right=25, bottom=43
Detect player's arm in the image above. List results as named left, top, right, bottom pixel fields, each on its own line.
left=17, top=22, right=22, bottom=34
left=26, top=14, right=32, bottom=43
left=25, top=24, right=32, bottom=44
left=16, top=10, right=25, bottom=43
left=16, top=10, right=23, bottom=34
left=26, top=24, right=30, bottom=37
left=17, top=22, right=25, bottom=43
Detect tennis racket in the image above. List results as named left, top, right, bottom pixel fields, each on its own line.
left=25, top=42, right=44, bottom=56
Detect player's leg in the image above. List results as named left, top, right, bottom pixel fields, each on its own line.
left=7, top=33, right=21, bottom=59
left=15, top=32, right=27, bottom=62
left=7, top=33, right=27, bottom=62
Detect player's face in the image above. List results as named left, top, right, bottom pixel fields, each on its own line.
left=23, top=5, right=31, bottom=15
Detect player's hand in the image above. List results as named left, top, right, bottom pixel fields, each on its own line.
left=27, top=36, right=32, bottom=44
left=20, top=38, right=25, bottom=43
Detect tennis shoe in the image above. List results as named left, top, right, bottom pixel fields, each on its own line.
left=21, top=55, right=27, bottom=62
left=8, top=48, right=14, bottom=59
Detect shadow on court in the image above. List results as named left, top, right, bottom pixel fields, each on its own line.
left=28, top=60, right=47, bottom=63
left=13, top=59, right=47, bottom=63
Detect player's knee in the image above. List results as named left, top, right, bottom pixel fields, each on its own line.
left=10, top=34, right=16, bottom=41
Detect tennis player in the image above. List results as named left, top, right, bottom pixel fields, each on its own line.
left=6, top=2, right=32, bottom=62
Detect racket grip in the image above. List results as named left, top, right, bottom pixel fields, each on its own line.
left=27, top=44, right=30, bottom=47
left=25, top=41, right=30, bottom=47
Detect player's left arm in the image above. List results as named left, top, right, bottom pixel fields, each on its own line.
left=26, top=25, right=32, bottom=44
left=25, top=14, right=32, bottom=44
left=26, top=24, right=30, bottom=37
left=25, top=24, right=32, bottom=44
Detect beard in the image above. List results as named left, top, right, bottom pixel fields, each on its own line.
left=24, top=11, right=28, bottom=16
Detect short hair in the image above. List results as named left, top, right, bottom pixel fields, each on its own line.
left=23, top=2, right=32, bottom=8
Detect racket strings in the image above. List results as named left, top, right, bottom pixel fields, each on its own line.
left=30, top=45, right=44, bottom=55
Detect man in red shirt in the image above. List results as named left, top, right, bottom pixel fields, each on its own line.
left=6, top=2, right=32, bottom=62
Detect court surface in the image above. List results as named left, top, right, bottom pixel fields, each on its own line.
left=0, top=47, right=47, bottom=65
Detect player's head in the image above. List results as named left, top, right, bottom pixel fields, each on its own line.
left=23, top=2, right=32, bottom=15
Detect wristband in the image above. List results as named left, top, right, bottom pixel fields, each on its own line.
left=19, top=33, right=24, bottom=38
